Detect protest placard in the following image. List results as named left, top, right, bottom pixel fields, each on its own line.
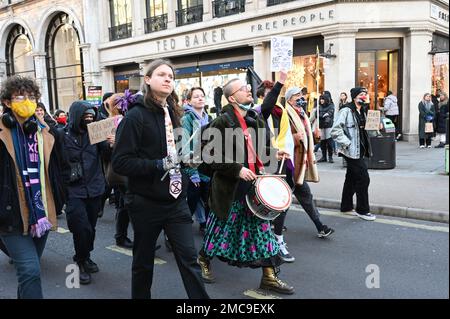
left=87, top=115, right=123, bottom=145
left=270, top=36, right=293, bottom=72
left=87, top=86, right=102, bottom=107
left=365, top=110, right=381, bottom=130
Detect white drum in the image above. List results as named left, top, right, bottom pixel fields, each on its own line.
left=245, top=176, right=292, bottom=221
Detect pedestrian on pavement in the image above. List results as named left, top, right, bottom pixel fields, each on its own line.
left=35, top=102, right=57, bottom=128
left=383, top=91, right=401, bottom=140
left=331, top=87, right=376, bottom=221
left=112, top=59, right=209, bottom=299
left=196, top=77, right=294, bottom=295
left=269, top=86, right=334, bottom=261
left=57, top=101, right=113, bottom=285
left=181, top=87, right=211, bottom=235
left=310, top=94, right=335, bottom=163
left=339, top=92, right=349, bottom=110
left=0, top=75, right=65, bottom=298
left=418, top=93, right=436, bottom=148
left=435, top=92, right=448, bottom=148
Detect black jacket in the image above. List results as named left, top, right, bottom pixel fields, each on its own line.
left=112, top=96, right=188, bottom=204
left=56, top=101, right=109, bottom=199
left=436, top=101, right=449, bottom=134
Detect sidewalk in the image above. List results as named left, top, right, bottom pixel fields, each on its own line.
left=304, top=139, right=449, bottom=223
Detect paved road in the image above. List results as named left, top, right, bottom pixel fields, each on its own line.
left=0, top=203, right=448, bottom=299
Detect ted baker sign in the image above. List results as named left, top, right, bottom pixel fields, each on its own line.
left=155, top=10, right=334, bottom=52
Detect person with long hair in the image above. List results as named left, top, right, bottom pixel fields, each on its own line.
left=112, top=59, right=209, bottom=299
left=418, top=93, right=436, bottom=148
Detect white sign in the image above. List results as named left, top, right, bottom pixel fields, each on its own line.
left=365, top=110, right=381, bottom=131
left=87, top=115, right=123, bottom=145
left=270, top=36, right=294, bottom=72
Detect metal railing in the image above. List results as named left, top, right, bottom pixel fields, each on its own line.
left=109, top=23, right=132, bottom=41
left=176, top=5, right=203, bottom=26
left=267, top=0, right=296, bottom=6
left=144, top=14, right=168, bottom=33
left=212, top=0, right=245, bottom=18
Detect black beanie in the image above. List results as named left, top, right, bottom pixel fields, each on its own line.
left=102, top=92, right=114, bottom=102
left=350, top=87, right=367, bottom=100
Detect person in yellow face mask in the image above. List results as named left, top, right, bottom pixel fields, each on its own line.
left=0, top=75, right=65, bottom=299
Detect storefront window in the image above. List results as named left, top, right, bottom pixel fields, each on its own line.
left=46, top=13, right=84, bottom=112
left=432, top=53, right=449, bottom=95
left=11, top=35, right=35, bottom=78
left=275, top=55, right=324, bottom=112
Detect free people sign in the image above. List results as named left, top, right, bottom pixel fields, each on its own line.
left=87, top=115, right=123, bottom=145
left=270, top=36, right=293, bottom=72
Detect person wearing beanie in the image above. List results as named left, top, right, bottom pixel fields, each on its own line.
left=268, top=85, right=335, bottom=265
left=331, top=87, right=376, bottom=221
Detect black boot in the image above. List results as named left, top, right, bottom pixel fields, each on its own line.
left=77, top=262, right=92, bottom=285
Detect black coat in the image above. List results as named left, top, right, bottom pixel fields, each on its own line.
left=436, top=101, right=449, bottom=134
left=112, top=96, right=189, bottom=204
left=55, top=101, right=109, bottom=199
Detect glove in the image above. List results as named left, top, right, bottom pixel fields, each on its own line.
left=156, top=154, right=178, bottom=171
left=190, top=173, right=201, bottom=184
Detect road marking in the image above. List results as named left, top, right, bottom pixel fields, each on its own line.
left=291, top=206, right=449, bottom=233
left=105, top=245, right=167, bottom=265
left=243, top=289, right=282, bottom=299
left=56, top=227, right=70, bottom=234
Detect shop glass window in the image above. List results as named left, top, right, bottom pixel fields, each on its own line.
left=12, top=34, right=34, bottom=78
left=432, top=53, right=449, bottom=95
left=49, top=23, right=83, bottom=111
left=275, top=55, right=324, bottom=113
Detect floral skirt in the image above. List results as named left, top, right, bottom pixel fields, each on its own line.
left=202, top=201, right=282, bottom=268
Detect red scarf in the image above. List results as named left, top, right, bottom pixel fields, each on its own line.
left=233, top=108, right=264, bottom=174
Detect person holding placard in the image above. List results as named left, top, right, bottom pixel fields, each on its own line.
left=57, top=101, right=114, bottom=284
left=331, top=87, right=376, bottom=221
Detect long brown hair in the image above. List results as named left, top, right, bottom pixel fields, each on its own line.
left=141, top=59, right=183, bottom=126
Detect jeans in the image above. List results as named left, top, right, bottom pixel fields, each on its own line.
left=419, top=137, right=432, bottom=147
left=0, top=232, right=48, bottom=299
left=341, top=156, right=371, bottom=214
left=127, top=194, right=209, bottom=299
left=187, top=180, right=210, bottom=225
left=65, top=196, right=102, bottom=262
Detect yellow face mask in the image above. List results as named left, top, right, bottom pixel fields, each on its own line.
left=10, top=99, right=37, bottom=119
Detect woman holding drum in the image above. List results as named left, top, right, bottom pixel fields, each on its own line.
left=197, top=75, right=295, bottom=295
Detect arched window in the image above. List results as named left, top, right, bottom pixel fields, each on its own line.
left=46, top=12, right=84, bottom=112
left=5, top=24, right=35, bottom=77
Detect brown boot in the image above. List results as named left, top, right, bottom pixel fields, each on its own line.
left=260, top=267, right=295, bottom=295
left=197, top=255, right=216, bottom=283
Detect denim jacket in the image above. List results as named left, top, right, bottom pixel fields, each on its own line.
left=331, top=103, right=372, bottom=159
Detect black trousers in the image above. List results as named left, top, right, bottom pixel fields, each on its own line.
left=65, top=196, right=102, bottom=262
left=127, top=194, right=209, bottom=299
left=187, top=180, right=210, bottom=224
left=273, top=181, right=323, bottom=234
left=341, top=156, right=370, bottom=215
left=385, top=115, right=400, bottom=136
left=115, top=186, right=130, bottom=241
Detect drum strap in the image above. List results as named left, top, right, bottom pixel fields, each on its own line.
left=233, top=108, right=264, bottom=174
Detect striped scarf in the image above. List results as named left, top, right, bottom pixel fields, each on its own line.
left=11, top=122, right=51, bottom=238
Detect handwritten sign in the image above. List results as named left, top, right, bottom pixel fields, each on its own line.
left=365, top=110, right=381, bottom=131
left=87, top=116, right=123, bottom=145
left=270, top=36, right=293, bottom=72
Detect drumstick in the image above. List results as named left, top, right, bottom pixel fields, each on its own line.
left=278, top=155, right=286, bottom=175
left=161, top=127, right=200, bottom=181
left=256, top=174, right=286, bottom=178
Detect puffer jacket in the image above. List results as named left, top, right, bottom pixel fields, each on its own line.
left=331, top=102, right=372, bottom=159
left=383, top=95, right=399, bottom=116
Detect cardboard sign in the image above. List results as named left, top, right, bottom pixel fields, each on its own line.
left=87, top=86, right=102, bottom=107
left=270, top=36, right=293, bottom=72
left=87, top=116, right=123, bottom=145
left=365, top=110, right=381, bottom=131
